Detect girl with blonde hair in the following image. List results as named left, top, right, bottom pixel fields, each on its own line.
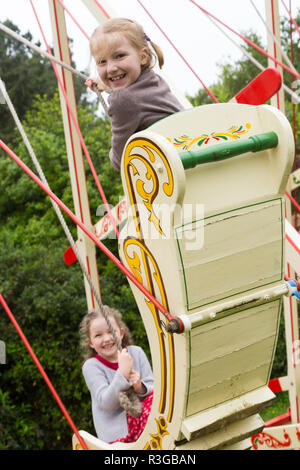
left=86, top=18, right=183, bottom=170
left=80, top=306, right=153, bottom=443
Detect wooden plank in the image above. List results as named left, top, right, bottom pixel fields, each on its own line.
left=287, top=168, right=300, bottom=191
left=181, top=386, right=275, bottom=441
left=186, top=301, right=280, bottom=415
left=222, top=437, right=252, bottom=450
left=265, top=0, right=285, bottom=111
left=285, top=218, right=300, bottom=273
left=190, top=337, right=276, bottom=391
left=176, top=414, right=264, bottom=450
left=188, top=363, right=273, bottom=416
left=80, top=0, right=116, bottom=21
left=48, top=0, right=101, bottom=310
left=176, top=199, right=283, bottom=310
left=252, top=423, right=300, bottom=450
left=190, top=302, right=279, bottom=366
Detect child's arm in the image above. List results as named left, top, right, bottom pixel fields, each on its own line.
left=129, top=369, right=146, bottom=395
left=118, top=348, right=134, bottom=380
left=131, top=347, right=154, bottom=398
left=85, top=77, right=110, bottom=93
left=108, top=90, right=142, bottom=171
left=82, top=359, right=131, bottom=412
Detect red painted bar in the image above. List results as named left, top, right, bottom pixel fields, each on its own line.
left=0, top=140, right=183, bottom=332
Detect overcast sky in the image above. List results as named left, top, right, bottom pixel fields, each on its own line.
left=0, top=0, right=299, bottom=96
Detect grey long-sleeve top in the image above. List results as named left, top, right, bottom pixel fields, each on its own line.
left=107, top=68, right=183, bottom=171
left=82, top=345, right=154, bottom=443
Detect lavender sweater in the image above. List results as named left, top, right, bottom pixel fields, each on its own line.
left=82, top=345, right=154, bottom=443
left=107, top=68, right=183, bottom=171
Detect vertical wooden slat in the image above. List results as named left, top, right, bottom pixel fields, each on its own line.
left=265, top=0, right=285, bottom=111
left=48, top=0, right=101, bottom=310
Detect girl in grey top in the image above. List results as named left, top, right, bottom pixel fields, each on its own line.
left=86, top=18, right=183, bottom=171
left=80, top=306, right=154, bottom=443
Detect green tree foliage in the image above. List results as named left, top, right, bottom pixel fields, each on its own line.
left=280, top=10, right=300, bottom=160
left=1, top=13, right=299, bottom=450
left=187, top=13, right=300, bottom=155
left=188, top=13, right=300, bottom=385
left=0, top=20, right=86, bottom=146
left=0, top=89, right=147, bottom=449
left=187, top=31, right=267, bottom=106
left=0, top=20, right=56, bottom=146
left=280, top=10, right=300, bottom=89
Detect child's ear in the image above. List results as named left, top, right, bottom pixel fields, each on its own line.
left=140, top=47, right=149, bottom=66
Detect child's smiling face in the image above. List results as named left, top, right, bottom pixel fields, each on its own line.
left=88, top=315, right=124, bottom=361
left=95, top=32, right=149, bottom=90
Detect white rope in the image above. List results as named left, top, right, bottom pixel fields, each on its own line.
left=0, top=78, right=120, bottom=349
left=249, top=0, right=299, bottom=75
left=0, top=77, right=143, bottom=417
left=201, top=12, right=300, bottom=104
left=0, top=22, right=109, bottom=115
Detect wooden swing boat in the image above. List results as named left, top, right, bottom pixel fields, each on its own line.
left=1, top=0, right=299, bottom=451
left=73, top=101, right=295, bottom=450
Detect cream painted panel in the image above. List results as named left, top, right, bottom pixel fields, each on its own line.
left=186, top=243, right=281, bottom=309
left=190, top=302, right=279, bottom=365
left=150, top=104, right=294, bottom=211
left=190, top=336, right=275, bottom=392
left=186, top=301, right=280, bottom=415
left=187, top=364, right=272, bottom=416
left=176, top=199, right=283, bottom=310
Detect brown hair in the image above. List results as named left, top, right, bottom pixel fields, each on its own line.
left=79, top=306, right=134, bottom=363
left=90, top=17, right=164, bottom=69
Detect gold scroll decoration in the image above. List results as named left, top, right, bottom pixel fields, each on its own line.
left=122, top=137, right=176, bottom=423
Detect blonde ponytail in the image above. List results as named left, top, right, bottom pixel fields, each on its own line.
left=148, top=40, right=164, bottom=69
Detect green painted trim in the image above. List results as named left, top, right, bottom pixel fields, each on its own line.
left=280, top=196, right=284, bottom=281
left=179, top=132, right=278, bottom=169
left=188, top=278, right=282, bottom=315
left=266, top=299, right=282, bottom=383
left=176, top=197, right=282, bottom=231
left=175, top=198, right=284, bottom=312
left=175, top=232, right=189, bottom=312
left=185, top=330, right=192, bottom=417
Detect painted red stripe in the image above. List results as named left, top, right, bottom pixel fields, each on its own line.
left=189, top=0, right=300, bottom=79
left=137, top=0, right=219, bottom=103
left=270, top=0, right=280, bottom=109
left=86, top=255, right=95, bottom=309
left=0, top=140, right=177, bottom=325
left=56, top=0, right=90, bottom=40
left=93, top=0, right=111, bottom=19
left=31, top=0, right=118, bottom=238
left=281, top=0, right=300, bottom=36
left=285, top=190, right=300, bottom=213
left=0, top=294, right=88, bottom=450
left=286, top=233, right=300, bottom=255
left=53, top=1, right=85, bottom=224
left=268, top=378, right=283, bottom=393
left=264, top=410, right=291, bottom=427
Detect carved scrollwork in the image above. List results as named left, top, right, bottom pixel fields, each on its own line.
left=121, top=136, right=176, bottom=426
left=123, top=138, right=174, bottom=238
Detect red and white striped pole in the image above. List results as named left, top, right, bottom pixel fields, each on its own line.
left=0, top=294, right=89, bottom=450
left=0, top=140, right=183, bottom=333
